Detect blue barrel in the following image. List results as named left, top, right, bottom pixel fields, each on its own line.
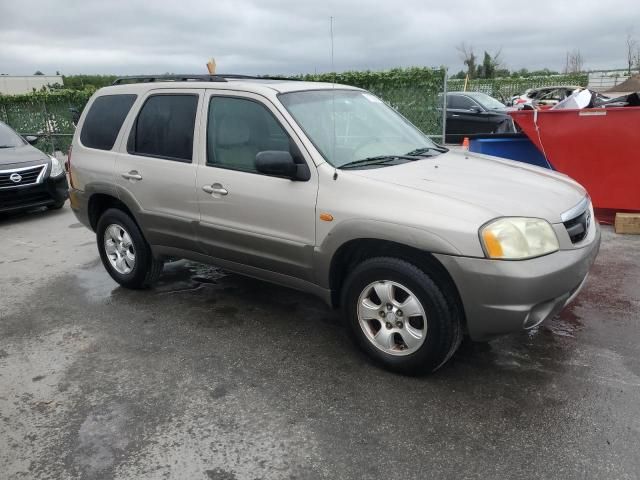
left=468, top=133, right=551, bottom=169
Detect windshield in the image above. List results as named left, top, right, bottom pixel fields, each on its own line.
left=0, top=122, right=26, bottom=148
left=279, top=89, right=438, bottom=168
left=465, top=92, right=505, bottom=110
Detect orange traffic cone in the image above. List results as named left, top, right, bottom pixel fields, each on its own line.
left=461, top=137, right=469, bottom=150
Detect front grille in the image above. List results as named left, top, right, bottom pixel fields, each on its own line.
left=0, top=165, right=46, bottom=189
left=0, top=185, right=52, bottom=210
left=563, top=209, right=591, bottom=243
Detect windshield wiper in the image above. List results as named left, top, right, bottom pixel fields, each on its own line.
left=0, top=145, right=16, bottom=149
left=339, top=155, right=419, bottom=170
left=404, top=146, right=448, bottom=156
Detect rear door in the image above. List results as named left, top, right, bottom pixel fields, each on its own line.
left=194, top=90, right=318, bottom=281
left=114, top=89, right=203, bottom=251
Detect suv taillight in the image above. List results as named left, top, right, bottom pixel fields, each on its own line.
left=66, top=145, right=74, bottom=188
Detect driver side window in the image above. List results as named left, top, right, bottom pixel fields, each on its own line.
left=207, top=97, right=291, bottom=173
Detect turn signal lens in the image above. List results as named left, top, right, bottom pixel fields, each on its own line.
left=49, top=155, right=65, bottom=177
left=482, top=230, right=504, bottom=258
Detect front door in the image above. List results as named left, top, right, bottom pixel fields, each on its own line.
left=195, top=91, right=318, bottom=281
left=446, top=94, right=488, bottom=142
left=114, top=89, right=203, bottom=251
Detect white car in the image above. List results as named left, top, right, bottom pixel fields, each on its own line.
left=511, top=85, right=582, bottom=107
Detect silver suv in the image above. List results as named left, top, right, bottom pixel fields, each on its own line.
left=69, top=75, right=600, bottom=374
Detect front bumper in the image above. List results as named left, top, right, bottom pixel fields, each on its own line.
left=435, top=224, right=601, bottom=341
left=0, top=173, right=69, bottom=214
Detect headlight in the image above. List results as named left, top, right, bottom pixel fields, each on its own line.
left=49, top=155, right=65, bottom=177
left=480, top=217, right=559, bottom=260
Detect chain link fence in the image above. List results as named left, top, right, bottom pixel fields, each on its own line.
left=0, top=91, right=91, bottom=154
left=447, top=74, right=589, bottom=103
left=0, top=71, right=589, bottom=153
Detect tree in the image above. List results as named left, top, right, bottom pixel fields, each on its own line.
left=456, top=44, right=505, bottom=79
left=33, top=70, right=44, bottom=75
left=456, top=42, right=477, bottom=79
left=564, top=49, right=584, bottom=74
left=627, top=31, right=638, bottom=74
left=476, top=49, right=503, bottom=79
left=626, top=29, right=640, bottom=75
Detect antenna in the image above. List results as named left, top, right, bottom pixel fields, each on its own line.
left=330, top=16, right=335, bottom=79
left=330, top=16, right=338, bottom=180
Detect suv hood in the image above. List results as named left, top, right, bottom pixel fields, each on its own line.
left=348, top=150, right=586, bottom=223
left=0, top=143, right=49, bottom=169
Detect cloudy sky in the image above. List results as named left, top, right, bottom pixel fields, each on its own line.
left=1, top=0, right=639, bottom=76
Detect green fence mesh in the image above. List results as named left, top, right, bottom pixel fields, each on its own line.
left=0, top=90, right=92, bottom=154
left=447, top=74, right=589, bottom=103
left=0, top=71, right=589, bottom=153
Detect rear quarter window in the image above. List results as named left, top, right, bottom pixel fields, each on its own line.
left=80, top=94, right=137, bottom=150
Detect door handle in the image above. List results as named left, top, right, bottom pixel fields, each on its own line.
left=452, top=114, right=460, bottom=117
left=202, top=183, right=228, bottom=196
left=122, top=170, right=142, bottom=181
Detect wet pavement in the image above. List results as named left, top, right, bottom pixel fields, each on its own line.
left=1, top=205, right=639, bottom=480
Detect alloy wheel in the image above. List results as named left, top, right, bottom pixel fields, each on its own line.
left=104, top=223, right=136, bottom=275
left=357, top=280, right=427, bottom=356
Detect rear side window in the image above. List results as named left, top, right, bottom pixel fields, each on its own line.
left=128, top=94, right=198, bottom=162
left=80, top=94, right=136, bottom=150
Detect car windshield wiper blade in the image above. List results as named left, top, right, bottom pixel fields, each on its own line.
left=338, top=155, right=419, bottom=169
left=404, top=146, right=448, bottom=156
left=0, top=145, right=15, bottom=149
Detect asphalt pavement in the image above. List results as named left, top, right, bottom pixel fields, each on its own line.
left=1, top=205, right=639, bottom=480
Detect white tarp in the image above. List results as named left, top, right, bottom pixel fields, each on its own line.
left=552, top=89, right=592, bottom=110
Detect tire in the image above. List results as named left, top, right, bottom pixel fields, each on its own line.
left=96, top=208, right=163, bottom=289
left=47, top=200, right=66, bottom=210
left=341, top=257, right=461, bottom=375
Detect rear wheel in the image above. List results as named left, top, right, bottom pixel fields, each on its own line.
left=96, top=208, right=163, bottom=289
left=342, top=257, right=460, bottom=375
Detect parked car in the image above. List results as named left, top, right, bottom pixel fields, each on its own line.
left=511, top=85, right=582, bottom=107
left=69, top=75, right=600, bottom=374
left=440, top=91, right=515, bottom=143
left=0, top=121, right=68, bottom=214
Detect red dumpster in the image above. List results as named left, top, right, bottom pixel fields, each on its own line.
left=510, top=107, right=640, bottom=217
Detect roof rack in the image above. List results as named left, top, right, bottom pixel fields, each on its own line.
left=112, top=74, right=301, bottom=85
left=221, top=74, right=300, bottom=81
left=112, top=74, right=227, bottom=85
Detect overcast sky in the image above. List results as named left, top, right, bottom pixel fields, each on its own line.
left=1, top=0, right=639, bottom=76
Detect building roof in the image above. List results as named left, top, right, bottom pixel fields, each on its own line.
left=605, top=74, right=640, bottom=93
left=0, top=75, right=63, bottom=95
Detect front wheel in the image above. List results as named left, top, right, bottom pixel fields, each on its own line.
left=47, top=200, right=66, bottom=210
left=342, top=257, right=461, bottom=375
left=96, top=208, right=163, bottom=289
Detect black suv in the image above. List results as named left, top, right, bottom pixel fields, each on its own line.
left=0, top=120, right=68, bottom=214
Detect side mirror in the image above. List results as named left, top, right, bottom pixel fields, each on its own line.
left=255, top=150, right=299, bottom=179
left=470, top=105, right=483, bottom=113
left=25, top=135, right=38, bottom=145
